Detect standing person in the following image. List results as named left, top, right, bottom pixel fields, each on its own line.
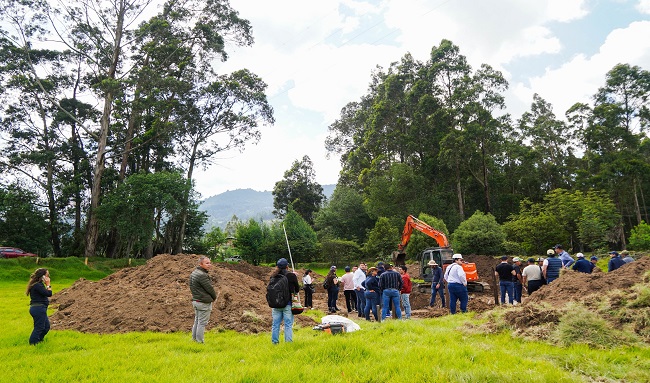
left=353, top=263, right=367, bottom=318
left=428, top=260, right=445, bottom=308
left=621, top=250, right=634, bottom=264
left=444, top=254, right=468, bottom=314
left=495, top=256, right=516, bottom=305
left=189, top=256, right=217, bottom=344
left=362, top=267, right=380, bottom=321
left=398, top=265, right=412, bottom=319
left=26, top=268, right=52, bottom=345
left=590, top=256, right=599, bottom=273
left=302, top=269, right=314, bottom=309
left=522, top=258, right=544, bottom=295
left=607, top=251, right=626, bottom=272
left=572, top=253, right=592, bottom=274
left=340, top=266, right=356, bottom=313
left=378, top=263, right=402, bottom=320
left=555, top=244, right=574, bottom=268
left=325, top=266, right=340, bottom=313
left=512, top=257, right=524, bottom=304
left=542, top=249, right=563, bottom=284
left=269, top=258, right=300, bottom=344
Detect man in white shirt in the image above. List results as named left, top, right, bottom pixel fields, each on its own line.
left=352, top=263, right=367, bottom=318
left=444, top=254, right=468, bottom=314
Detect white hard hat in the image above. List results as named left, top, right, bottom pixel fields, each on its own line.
left=452, top=253, right=463, bottom=260
left=576, top=252, right=584, bottom=258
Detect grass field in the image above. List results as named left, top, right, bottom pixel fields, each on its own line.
left=1, top=258, right=649, bottom=382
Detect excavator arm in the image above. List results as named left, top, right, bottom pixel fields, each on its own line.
left=397, top=215, right=449, bottom=252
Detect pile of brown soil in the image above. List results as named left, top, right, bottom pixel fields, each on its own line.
left=51, top=254, right=318, bottom=334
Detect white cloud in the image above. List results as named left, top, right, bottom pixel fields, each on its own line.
left=637, top=0, right=650, bottom=14
left=511, top=21, right=650, bottom=119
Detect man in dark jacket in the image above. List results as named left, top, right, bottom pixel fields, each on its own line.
left=189, top=256, right=217, bottom=343
left=572, top=253, right=592, bottom=274
left=271, top=258, right=300, bottom=344
left=608, top=251, right=626, bottom=272
left=543, top=249, right=563, bottom=284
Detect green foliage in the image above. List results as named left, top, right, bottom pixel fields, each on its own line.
left=629, top=221, right=650, bottom=250
left=553, top=304, right=632, bottom=348
left=282, top=209, right=319, bottom=263
left=453, top=211, right=505, bottom=255
left=235, top=219, right=264, bottom=265
left=0, top=185, right=50, bottom=255
left=320, top=239, right=362, bottom=265
left=364, top=217, right=399, bottom=261
left=314, top=185, right=372, bottom=243
left=201, top=226, right=227, bottom=257
left=272, top=155, right=325, bottom=225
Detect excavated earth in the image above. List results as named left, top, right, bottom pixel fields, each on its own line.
left=50, top=253, right=649, bottom=335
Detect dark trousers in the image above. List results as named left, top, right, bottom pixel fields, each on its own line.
left=356, top=288, right=366, bottom=317
left=447, top=283, right=468, bottom=314
left=303, top=286, right=313, bottom=307
left=327, top=287, right=339, bottom=311
left=430, top=283, right=445, bottom=307
left=344, top=290, right=356, bottom=312
left=364, top=291, right=379, bottom=321
left=527, top=280, right=543, bottom=295
left=514, top=283, right=523, bottom=302
left=29, top=305, right=50, bottom=345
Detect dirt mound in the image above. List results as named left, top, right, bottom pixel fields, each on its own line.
left=50, top=254, right=317, bottom=334
left=526, top=256, right=650, bottom=307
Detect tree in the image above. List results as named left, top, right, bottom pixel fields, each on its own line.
left=314, top=185, right=372, bottom=243
left=0, top=185, right=50, bottom=255
left=629, top=221, right=650, bottom=250
left=282, top=209, right=319, bottom=263
left=272, top=155, right=325, bottom=225
left=235, top=218, right=264, bottom=265
left=452, top=211, right=505, bottom=255
left=364, top=217, right=399, bottom=261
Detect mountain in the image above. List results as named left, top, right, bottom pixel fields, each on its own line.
left=200, top=184, right=336, bottom=229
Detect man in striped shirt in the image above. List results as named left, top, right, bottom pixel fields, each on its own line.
left=378, top=263, right=403, bottom=319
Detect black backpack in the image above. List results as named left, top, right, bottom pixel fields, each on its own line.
left=266, top=273, right=290, bottom=308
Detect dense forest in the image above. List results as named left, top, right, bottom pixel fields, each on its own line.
left=1, top=1, right=649, bottom=262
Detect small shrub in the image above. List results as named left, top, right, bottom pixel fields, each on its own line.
left=453, top=211, right=505, bottom=255
left=629, top=221, right=650, bottom=250
left=629, top=285, right=650, bottom=308
left=553, top=304, right=630, bottom=348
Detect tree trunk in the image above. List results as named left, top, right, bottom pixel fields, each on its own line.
left=481, top=139, right=491, bottom=213
left=174, top=142, right=198, bottom=254
left=455, top=158, right=464, bottom=220
left=633, top=178, right=642, bottom=225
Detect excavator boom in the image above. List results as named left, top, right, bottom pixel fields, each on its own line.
left=397, top=215, right=449, bottom=252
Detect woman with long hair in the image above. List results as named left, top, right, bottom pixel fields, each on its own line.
left=26, top=268, right=52, bottom=345
left=302, top=269, right=314, bottom=309
left=325, top=266, right=340, bottom=313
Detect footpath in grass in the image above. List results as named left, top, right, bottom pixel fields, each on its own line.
left=1, top=280, right=649, bottom=383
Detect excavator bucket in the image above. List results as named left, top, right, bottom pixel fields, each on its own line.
left=392, top=251, right=406, bottom=266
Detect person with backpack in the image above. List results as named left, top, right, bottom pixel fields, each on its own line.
left=325, top=266, right=340, bottom=313
left=267, top=258, right=299, bottom=344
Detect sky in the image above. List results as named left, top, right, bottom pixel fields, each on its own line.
left=193, top=0, right=650, bottom=199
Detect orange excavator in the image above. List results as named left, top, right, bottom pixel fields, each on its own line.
left=392, top=215, right=486, bottom=292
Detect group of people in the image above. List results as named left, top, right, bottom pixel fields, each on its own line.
left=495, top=244, right=636, bottom=304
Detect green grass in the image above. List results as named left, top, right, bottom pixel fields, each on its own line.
left=2, top=262, right=650, bottom=382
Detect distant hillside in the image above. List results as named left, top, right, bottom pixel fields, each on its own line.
left=200, top=184, right=336, bottom=230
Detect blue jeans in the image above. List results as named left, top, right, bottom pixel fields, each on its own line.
left=356, top=288, right=366, bottom=316
left=382, top=289, right=402, bottom=319
left=364, top=291, right=379, bottom=321
left=499, top=280, right=514, bottom=304
left=271, top=303, right=293, bottom=344
left=327, top=287, right=339, bottom=311
left=29, top=305, right=50, bottom=345
left=400, top=293, right=411, bottom=319
left=514, top=283, right=523, bottom=303
left=430, top=283, right=445, bottom=307
left=447, top=283, right=468, bottom=314
left=192, top=301, right=213, bottom=343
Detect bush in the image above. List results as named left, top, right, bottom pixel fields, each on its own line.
left=321, top=239, right=362, bottom=265
left=452, top=211, right=505, bottom=255
left=553, top=304, right=631, bottom=348
left=629, top=221, right=650, bottom=250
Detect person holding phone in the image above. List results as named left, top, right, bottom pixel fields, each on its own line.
left=26, top=268, right=52, bottom=345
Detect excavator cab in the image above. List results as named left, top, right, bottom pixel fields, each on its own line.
left=419, top=247, right=454, bottom=283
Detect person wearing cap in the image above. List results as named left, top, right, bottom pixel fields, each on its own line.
left=589, top=256, right=599, bottom=272
left=522, top=258, right=544, bottom=295
left=542, top=248, right=563, bottom=284
left=428, top=260, right=445, bottom=308
left=571, top=253, right=592, bottom=274
left=607, top=251, right=626, bottom=272
left=353, top=263, right=367, bottom=318
left=340, top=266, right=357, bottom=314
left=270, top=258, right=300, bottom=344
left=398, top=265, right=412, bottom=319
left=325, top=266, right=340, bottom=313
left=302, top=269, right=314, bottom=309
left=621, top=250, right=634, bottom=264
left=378, top=263, right=403, bottom=319
left=495, top=256, right=516, bottom=305
left=512, top=257, right=524, bottom=304
left=444, top=254, right=468, bottom=314
left=189, top=256, right=217, bottom=343
left=554, top=244, right=574, bottom=268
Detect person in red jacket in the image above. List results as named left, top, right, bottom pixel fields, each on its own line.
left=398, top=265, right=412, bottom=319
